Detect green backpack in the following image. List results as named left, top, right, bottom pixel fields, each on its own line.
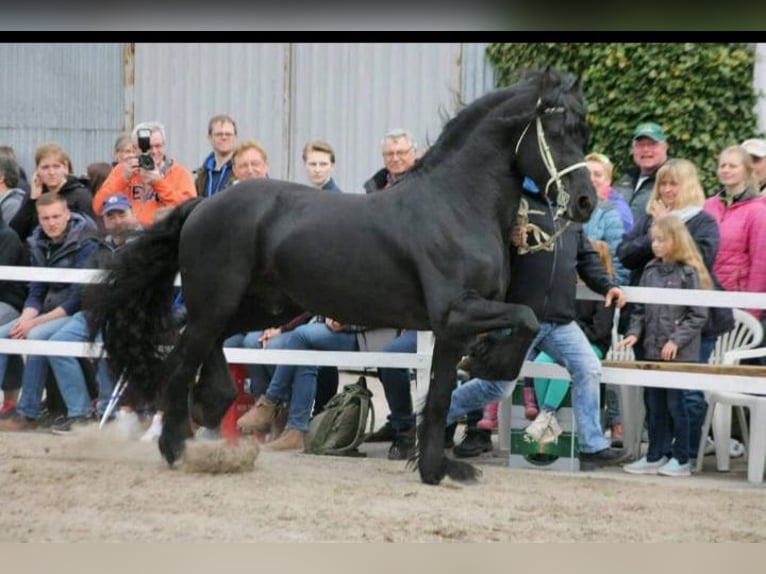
left=304, top=376, right=375, bottom=457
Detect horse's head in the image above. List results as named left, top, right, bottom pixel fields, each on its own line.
left=513, top=68, right=596, bottom=223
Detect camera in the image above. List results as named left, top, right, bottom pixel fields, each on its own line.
left=136, top=128, right=155, bottom=171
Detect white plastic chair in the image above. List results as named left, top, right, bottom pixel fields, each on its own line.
left=707, top=308, right=764, bottom=365
left=695, top=346, right=766, bottom=483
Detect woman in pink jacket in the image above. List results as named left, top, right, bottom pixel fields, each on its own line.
left=703, top=145, right=766, bottom=320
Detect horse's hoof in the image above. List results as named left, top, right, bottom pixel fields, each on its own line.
left=418, top=456, right=447, bottom=485
left=158, top=433, right=185, bottom=467
left=445, top=458, right=482, bottom=483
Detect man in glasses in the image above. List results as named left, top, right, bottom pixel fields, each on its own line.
left=195, top=114, right=238, bottom=198
left=363, top=128, right=418, bottom=194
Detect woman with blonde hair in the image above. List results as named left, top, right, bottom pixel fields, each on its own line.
left=703, top=145, right=766, bottom=320
left=10, top=143, right=96, bottom=240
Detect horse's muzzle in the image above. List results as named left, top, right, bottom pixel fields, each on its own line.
left=567, top=194, right=595, bottom=223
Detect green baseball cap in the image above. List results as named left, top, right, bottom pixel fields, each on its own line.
left=633, top=122, right=667, bottom=143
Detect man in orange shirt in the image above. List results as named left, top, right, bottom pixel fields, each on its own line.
left=93, top=121, right=196, bottom=227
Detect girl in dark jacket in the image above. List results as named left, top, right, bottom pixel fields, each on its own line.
left=618, top=215, right=710, bottom=478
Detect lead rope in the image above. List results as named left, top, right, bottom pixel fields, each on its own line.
left=515, top=197, right=571, bottom=255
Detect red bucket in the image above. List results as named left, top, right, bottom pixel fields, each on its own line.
left=220, top=364, right=255, bottom=444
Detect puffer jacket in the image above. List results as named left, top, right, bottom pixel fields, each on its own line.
left=583, top=199, right=630, bottom=285
left=626, top=260, right=708, bottom=362
left=26, top=212, right=99, bottom=315
left=703, top=188, right=766, bottom=319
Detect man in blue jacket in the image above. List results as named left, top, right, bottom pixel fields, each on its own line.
left=0, top=192, right=98, bottom=431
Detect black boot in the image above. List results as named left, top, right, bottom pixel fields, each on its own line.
left=388, top=427, right=416, bottom=460
left=453, top=428, right=493, bottom=458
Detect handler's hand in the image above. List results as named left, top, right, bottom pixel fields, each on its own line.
left=616, top=335, right=637, bottom=349
left=325, top=318, right=345, bottom=332
left=661, top=340, right=678, bottom=361
left=511, top=224, right=528, bottom=248
left=604, top=287, right=627, bottom=309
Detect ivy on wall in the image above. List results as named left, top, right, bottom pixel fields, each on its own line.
left=486, top=43, right=761, bottom=194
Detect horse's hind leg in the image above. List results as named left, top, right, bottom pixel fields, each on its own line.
left=418, top=337, right=481, bottom=485
left=190, top=343, right=237, bottom=429
left=158, top=325, right=217, bottom=466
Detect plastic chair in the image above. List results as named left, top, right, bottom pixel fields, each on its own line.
left=707, top=308, right=764, bottom=365
left=695, top=346, right=766, bottom=483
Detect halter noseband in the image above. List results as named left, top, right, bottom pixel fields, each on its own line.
left=514, top=99, right=588, bottom=220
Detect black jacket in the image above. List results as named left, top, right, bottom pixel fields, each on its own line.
left=0, top=217, right=27, bottom=312
left=507, top=192, right=617, bottom=324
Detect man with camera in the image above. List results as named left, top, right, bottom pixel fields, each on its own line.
left=93, top=121, right=196, bottom=227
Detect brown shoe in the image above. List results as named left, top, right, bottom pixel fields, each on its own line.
left=236, top=396, right=276, bottom=432
left=263, top=428, right=305, bottom=451
left=0, top=414, right=37, bottom=432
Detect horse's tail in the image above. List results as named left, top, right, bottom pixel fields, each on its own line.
left=85, top=198, right=205, bottom=400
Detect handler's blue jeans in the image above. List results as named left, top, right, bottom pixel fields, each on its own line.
left=0, top=316, right=71, bottom=419
left=377, top=330, right=416, bottom=431
left=447, top=320, right=609, bottom=453
left=265, top=323, right=358, bottom=432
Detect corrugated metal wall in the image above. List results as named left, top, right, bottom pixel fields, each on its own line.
left=1, top=43, right=495, bottom=194
left=133, top=42, right=467, bottom=192
left=288, top=43, right=463, bottom=192
left=132, top=43, right=288, bottom=178
left=0, top=43, right=124, bottom=177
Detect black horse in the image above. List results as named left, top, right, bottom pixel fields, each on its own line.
left=87, top=68, right=595, bottom=485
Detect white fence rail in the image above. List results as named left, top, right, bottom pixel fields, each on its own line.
left=0, top=266, right=765, bottom=396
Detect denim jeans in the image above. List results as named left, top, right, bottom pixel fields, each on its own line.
left=377, top=330, right=416, bottom=431
left=645, top=386, right=689, bottom=464
left=0, top=315, right=72, bottom=419
left=681, top=335, right=716, bottom=459
left=225, top=330, right=285, bottom=398
left=47, top=312, right=109, bottom=417
left=265, top=322, right=358, bottom=432
left=448, top=320, right=609, bottom=453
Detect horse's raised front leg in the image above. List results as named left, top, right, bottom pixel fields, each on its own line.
left=439, top=291, right=540, bottom=382
left=190, top=344, right=237, bottom=429
left=158, top=326, right=215, bottom=467
left=418, top=337, right=482, bottom=485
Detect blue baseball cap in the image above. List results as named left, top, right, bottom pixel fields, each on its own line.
left=102, top=194, right=132, bottom=214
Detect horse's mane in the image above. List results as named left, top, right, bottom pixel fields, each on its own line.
left=411, top=68, right=587, bottom=176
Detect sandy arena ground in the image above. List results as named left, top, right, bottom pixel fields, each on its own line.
left=1, top=372, right=764, bottom=542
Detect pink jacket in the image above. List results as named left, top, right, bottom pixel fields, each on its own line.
left=704, top=192, right=766, bottom=319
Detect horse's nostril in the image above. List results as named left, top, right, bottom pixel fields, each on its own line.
left=577, top=196, right=593, bottom=213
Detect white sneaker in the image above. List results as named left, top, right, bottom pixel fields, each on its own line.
left=140, top=413, right=163, bottom=442
left=538, top=413, right=563, bottom=445
left=623, top=456, right=669, bottom=475
left=524, top=410, right=554, bottom=443
left=729, top=438, right=745, bottom=458
left=115, top=410, right=142, bottom=439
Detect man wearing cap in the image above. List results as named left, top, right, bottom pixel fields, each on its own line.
left=741, top=138, right=766, bottom=193
left=615, top=122, right=669, bottom=222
